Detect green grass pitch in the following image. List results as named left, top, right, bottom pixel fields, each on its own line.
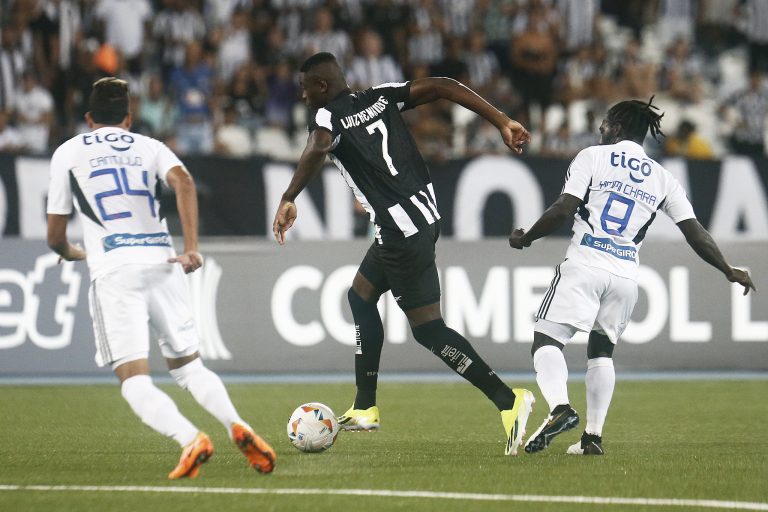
left=0, top=379, right=766, bottom=512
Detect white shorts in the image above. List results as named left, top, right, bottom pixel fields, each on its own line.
left=88, top=264, right=198, bottom=367
left=534, top=259, right=638, bottom=344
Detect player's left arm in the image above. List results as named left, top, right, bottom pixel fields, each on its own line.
left=407, top=77, right=530, bottom=153
left=676, top=218, right=756, bottom=295
left=165, top=165, right=203, bottom=274
left=509, top=193, right=581, bottom=249
left=273, top=128, right=334, bottom=245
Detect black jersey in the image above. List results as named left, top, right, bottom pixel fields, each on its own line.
left=308, top=81, right=440, bottom=244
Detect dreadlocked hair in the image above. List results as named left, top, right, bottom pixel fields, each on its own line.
left=606, top=96, right=665, bottom=143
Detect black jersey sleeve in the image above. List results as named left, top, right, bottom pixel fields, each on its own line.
left=370, top=81, right=412, bottom=111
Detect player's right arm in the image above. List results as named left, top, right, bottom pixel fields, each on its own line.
left=46, top=146, right=86, bottom=262
left=272, top=127, right=334, bottom=245
left=676, top=219, right=756, bottom=295
left=407, top=77, right=530, bottom=153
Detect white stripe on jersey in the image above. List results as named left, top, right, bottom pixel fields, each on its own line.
left=329, top=154, right=375, bottom=223
left=388, top=203, right=419, bottom=237
left=372, top=82, right=408, bottom=110
left=315, top=108, right=333, bottom=132
left=410, top=195, right=436, bottom=224
left=419, top=190, right=441, bottom=219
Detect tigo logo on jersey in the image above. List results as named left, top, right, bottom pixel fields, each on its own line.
left=82, top=132, right=135, bottom=152
left=102, top=232, right=171, bottom=252
left=610, top=151, right=653, bottom=183
left=580, top=233, right=637, bottom=262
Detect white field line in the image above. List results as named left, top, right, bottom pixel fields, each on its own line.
left=0, top=485, right=766, bottom=510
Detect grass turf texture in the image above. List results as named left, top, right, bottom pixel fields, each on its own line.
left=1, top=380, right=766, bottom=512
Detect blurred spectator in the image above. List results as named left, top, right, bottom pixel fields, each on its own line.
left=0, top=109, right=25, bottom=153
left=205, top=0, right=254, bottom=28
left=214, top=103, right=252, bottom=157
left=464, top=32, right=500, bottom=91
left=440, top=0, right=474, bottom=38
left=664, top=119, right=715, bottom=159
left=256, top=26, right=291, bottom=67
left=139, top=74, right=176, bottom=139
left=557, top=46, right=597, bottom=105
left=363, top=0, right=411, bottom=63
left=661, top=38, right=705, bottom=103
left=558, top=0, right=600, bottom=54
left=573, top=108, right=600, bottom=148
left=169, top=41, right=214, bottom=155
left=719, top=70, right=768, bottom=157
left=347, top=29, right=403, bottom=89
left=212, top=7, right=252, bottom=83
left=696, top=0, right=740, bottom=57
left=93, top=0, right=152, bottom=75
left=298, top=7, right=353, bottom=64
left=153, top=0, right=207, bottom=81
left=509, top=1, right=559, bottom=128
left=736, top=0, right=768, bottom=73
left=228, top=63, right=265, bottom=132
left=264, top=59, right=298, bottom=132
left=652, top=0, right=695, bottom=48
left=0, top=22, right=26, bottom=113
left=407, top=0, right=444, bottom=66
left=616, top=37, right=657, bottom=100
left=541, top=119, right=581, bottom=157
left=32, top=0, right=82, bottom=143
left=431, top=36, right=469, bottom=83
left=466, top=118, right=510, bottom=156
left=476, top=0, right=516, bottom=70
left=13, top=71, right=53, bottom=154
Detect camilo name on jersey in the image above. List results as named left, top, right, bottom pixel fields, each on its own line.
left=339, top=96, right=388, bottom=129
left=102, top=232, right=171, bottom=252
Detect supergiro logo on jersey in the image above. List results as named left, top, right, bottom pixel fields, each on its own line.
left=610, top=151, right=653, bottom=183
left=580, top=233, right=638, bottom=262
left=102, top=232, right=171, bottom=252
left=340, top=96, right=389, bottom=128
left=82, top=132, right=135, bottom=152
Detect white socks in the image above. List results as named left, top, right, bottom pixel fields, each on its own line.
left=585, top=357, right=615, bottom=436
left=170, top=358, right=245, bottom=436
left=121, top=375, right=198, bottom=447
left=533, top=345, right=570, bottom=413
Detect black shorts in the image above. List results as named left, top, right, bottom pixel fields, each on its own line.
left=358, top=223, right=441, bottom=311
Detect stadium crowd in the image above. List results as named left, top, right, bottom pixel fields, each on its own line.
left=1, top=0, right=768, bottom=160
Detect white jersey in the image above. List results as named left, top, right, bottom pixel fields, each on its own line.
left=562, top=140, right=696, bottom=280
left=47, top=126, right=183, bottom=280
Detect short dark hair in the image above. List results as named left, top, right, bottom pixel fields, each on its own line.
left=606, top=96, right=665, bottom=143
left=88, top=77, right=129, bottom=124
left=300, top=52, right=338, bottom=73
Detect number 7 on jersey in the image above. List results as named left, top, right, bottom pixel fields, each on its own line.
left=366, top=119, right=398, bottom=176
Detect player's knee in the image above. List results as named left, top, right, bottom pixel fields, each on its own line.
left=170, top=357, right=205, bottom=389
left=587, top=331, right=614, bottom=359
left=531, top=331, right=565, bottom=357
left=411, top=318, right=447, bottom=352
left=348, top=288, right=377, bottom=315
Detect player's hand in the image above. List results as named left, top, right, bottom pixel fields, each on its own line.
left=499, top=119, right=531, bottom=154
left=727, top=267, right=756, bottom=295
left=508, top=228, right=530, bottom=249
left=57, top=243, right=86, bottom=263
left=273, top=200, right=297, bottom=245
left=168, top=251, right=203, bottom=274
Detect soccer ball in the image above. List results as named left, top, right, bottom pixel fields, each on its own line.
left=286, top=402, right=339, bottom=453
